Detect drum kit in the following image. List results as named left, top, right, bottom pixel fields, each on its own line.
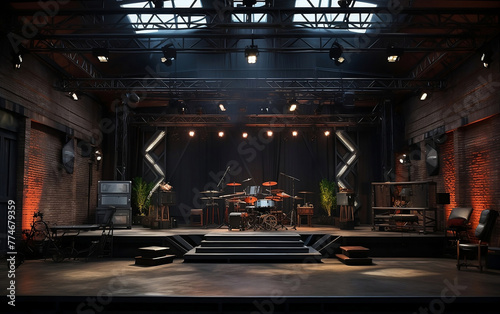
left=200, top=180, right=309, bottom=231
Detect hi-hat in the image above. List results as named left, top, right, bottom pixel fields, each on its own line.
left=201, top=190, right=220, bottom=194
left=276, top=192, right=291, bottom=198
left=298, top=191, right=313, bottom=194
left=262, top=181, right=277, bottom=186
left=227, top=182, right=241, bottom=186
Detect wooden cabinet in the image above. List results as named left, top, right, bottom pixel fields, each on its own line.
left=371, top=181, right=437, bottom=233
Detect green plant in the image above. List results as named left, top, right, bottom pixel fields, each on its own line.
left=132, top=177, right=155, bottom=216
left=319, top=178, right=337, bottom=216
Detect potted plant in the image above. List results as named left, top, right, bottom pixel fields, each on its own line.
left=319, top=178, right=337, bottom=224
left=132, top=177, right=154, bottom=225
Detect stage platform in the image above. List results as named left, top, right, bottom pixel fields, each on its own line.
left=4, top=225, right=500, bottom=313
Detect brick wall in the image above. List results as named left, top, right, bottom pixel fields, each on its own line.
left=0, top=37, right=104, bottom=232
left=401, top=37, right=500, bottom=245
left=22, top=122, right=101, bottom=229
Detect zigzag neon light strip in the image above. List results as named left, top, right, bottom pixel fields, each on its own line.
left=144, top=130, right=166, bottom=198
left=335, top=130, right=358, bottom=190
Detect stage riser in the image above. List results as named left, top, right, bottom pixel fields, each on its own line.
left=195, top=247, right=310, bottom=253
left=72, top=234, right=448, bottom=259
left=201, top=240, right=305, bottom=247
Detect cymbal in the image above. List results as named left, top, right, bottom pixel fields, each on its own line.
left=201, top=190, right=220, bottom=194
left=292, top=196, right=303, bottom=200
left=227, top=182, right=241, bottom=186
left=265, top=196, right=282, bottom=201
left=201, top=196, right=220, bottom=200
left=298, top=191, right=313, bottom=194
left=271, top=189, right=284, bottom=194
left=262, top=181, right=277, bottom=186
left=276, top=192, right=291, bottom=198
left=220, top=192, right=245, bottom=198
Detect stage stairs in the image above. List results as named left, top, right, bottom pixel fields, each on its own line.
left=183, top=232, right=322, bottom=263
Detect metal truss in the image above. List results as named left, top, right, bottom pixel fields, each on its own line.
left=59, top=77, right=444, bottom=93
left=131, top=113, right=380, bottom=128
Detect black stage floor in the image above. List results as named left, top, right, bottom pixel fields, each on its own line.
left=3, top=225, right=500, bottom=314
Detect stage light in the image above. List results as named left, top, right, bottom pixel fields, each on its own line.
left=267, top=130, right=273, bottom=137
left=481, top=51, right=492, bottom=68
left=288, top=100, right=298, bottom=112
left=189, top=130, right=195, bottom=137
left=399, top=154, right=410, bottom=164
left=218, top=131, right=225, bottom=137
left=387, top=45, right=403, bottom=63
left=93, top=48, right=109, bottom=63
left=245, top=45, right=259, bottom=64
left=329, top=42, right=345, bottom=66
left=14, top=53, right=22, bottom=69
left=324, top=130, right=331, bottom=136
left=242, top=132, right=248, bottom=138
left=292, top=130, right=298, bottom=137
left=145, top=130, right=166, bottom=153
left=218, top=102, right=227, bottom=112
left=94, top=149, right=102, bottom=161
left=152, top=0, right=164, bottom=8
left=420, top=91, right=428, bottom=101
left=69, top=92, right=79, bottom=101
left=338, top=0, right=352, bottom=8
left=161, top=45, right=176, bottom=66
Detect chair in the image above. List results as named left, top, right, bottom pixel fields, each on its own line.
left=88, top=207, right=116, bottom=258
left=446, top=207, right=473, bottom=241
left=457, top=209, right=498, bottom=272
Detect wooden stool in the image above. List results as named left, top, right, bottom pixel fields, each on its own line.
left=190, top=209, right=203, bottom=226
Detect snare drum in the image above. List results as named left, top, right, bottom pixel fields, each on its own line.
left=255, top=199, right=275, bottom=209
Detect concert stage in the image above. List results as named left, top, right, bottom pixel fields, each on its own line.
left=5, top=225, right=500, bottom=313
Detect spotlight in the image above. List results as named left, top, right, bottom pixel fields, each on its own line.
left=218, top=131, right=225, bottom=138
left=267, top=130, right=273, bottom=137
left=420, top=91, right=428, bottom=101
left=329, top=42, right=345, bottom=66
left=218, top=102, right=227, bottom=112
left=245, top=45, right=259, bottom=64
left=324, top=130, right=331, bottom=136
left=69, top=91, right=79, bottom=101
left=161, top=45, right=176, bottom=66
left=152, top=0, right=164, bottom=9
left=292, top=130, right=298, bottom=137
left=288, top=100, right=298, bottom=112
left=14, top=53, right=22, bottom=69
left=338, top=0, right=352, bottom=8
left=399, top=154, right=410, bottom=164
left=94, top=149, right=102, bottom=161
left=481, top=51, right=492, bottom=68
left=93, top=48, right=109, bottom=63
left=189, top=130, right=195, bottom=137
left=242, top=132, right=248, bottom=138
left=387, top=45, right=403, bottom=63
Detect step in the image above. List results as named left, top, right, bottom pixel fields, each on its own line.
left=135, top=254, right=175, bottom=266
left=335, top=254, right=373, bottom=266
left=138, top=246, right=170, bottom=258
left=200, top=240, right=304, bottom=247
left=204, top=233, right=302, bottom=242
left=184, top=248, right=322, bottom=263
left=195, top=246, right=310, bottom=253
left=340, top=246, right=370, bottom=258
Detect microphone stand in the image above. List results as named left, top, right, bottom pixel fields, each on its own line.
left=217, top=166, right=231, bottom=229
left=280, top=172, right=300, bottom=230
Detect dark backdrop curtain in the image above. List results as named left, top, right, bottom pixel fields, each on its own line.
left=162, top=128, right=335, bottom=222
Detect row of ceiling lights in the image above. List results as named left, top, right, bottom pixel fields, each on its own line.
left=186, top=129, right=332, bottom=138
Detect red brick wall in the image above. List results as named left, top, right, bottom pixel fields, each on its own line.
left=22, top=122, right=101, bottom=230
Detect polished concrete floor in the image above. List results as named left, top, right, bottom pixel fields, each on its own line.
left=10, top=257, right=500, bottom=298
